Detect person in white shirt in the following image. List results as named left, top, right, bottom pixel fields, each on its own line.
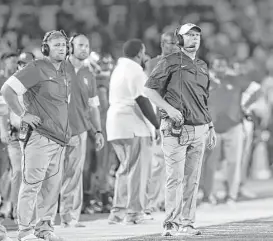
left=106, top=39, right=159, bottom=225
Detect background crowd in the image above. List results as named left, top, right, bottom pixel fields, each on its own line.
left=0, top=0, right=273, bottom=217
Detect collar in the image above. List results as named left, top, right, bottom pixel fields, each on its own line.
left=118, top=57, right=142, bottom=70
left=43, top=57, right=65, bottom=72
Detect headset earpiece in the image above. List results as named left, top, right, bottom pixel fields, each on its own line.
left=175, top=26, right=184, bottom=47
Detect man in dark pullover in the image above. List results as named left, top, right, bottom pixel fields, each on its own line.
left=145, top=23, right=216, bottom=236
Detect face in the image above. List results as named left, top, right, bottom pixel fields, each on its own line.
left=162, top=35, right=179, bottom=55
left=48, top=37, right=67, bottom=62
left=4, top=56, right=18, bottom=73
left=183, top=29, right=201, bottom=53
left=72, top=35, right=90, bottom=60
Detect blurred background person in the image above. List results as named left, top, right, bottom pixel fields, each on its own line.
left=200, top=57, right=261, bottom=206
left=0, top=52, right=35, bottom=223
left=144, top=31, right=179, bottom=215
left=0, top=52, right=18, bottom=221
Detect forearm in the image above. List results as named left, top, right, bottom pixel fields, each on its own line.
left=135, top=96, right=159, bottom=129
left=144, top=87, right=172, bottom=112
left=1, top=85, right=24, bottom=117
left=89, top=106, right=102, bottom=132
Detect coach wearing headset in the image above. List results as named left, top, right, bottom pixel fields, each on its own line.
left=144, top=23, right=216, bottom=237
left=53, top=33, right=104, bottom=228
left=1, top=30, right=71, bottom=241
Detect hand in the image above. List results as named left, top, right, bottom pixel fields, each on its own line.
left=166, top=106, right=184, bottom=124
left=0, top=130, right=10, bottom=144
left=68, top=135, right=80, bottom=146
left=154, top=129, right=161, bottom=145
left=207, top=128, right=217, bottom=150
left=95, top=132, right=104, bottom=151
left=22, top=113, right=41, bottom=129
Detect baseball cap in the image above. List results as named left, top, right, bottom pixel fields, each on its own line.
left=17, top=52, right=35, bottom=64
left=178, top=23, right=202, bottom=35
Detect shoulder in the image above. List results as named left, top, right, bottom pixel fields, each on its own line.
left=164, top=52, right=179, bottom=61
left=155, top=52, right=179, bottom=67
left=32, top=59, right=46, bottom=68
left=147, top=56, right=161, bottom=67
left=196, top=58, right=208, bottom=69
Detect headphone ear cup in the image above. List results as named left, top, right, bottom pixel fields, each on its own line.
left=70, top=42, right=74, bottom=55
left=41, top=43, right=50, bottom=56
left=174, top=28, right=184, bottom=47
left=177, top=35, right=184, bottom=47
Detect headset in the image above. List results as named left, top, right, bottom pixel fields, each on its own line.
left=174, top=26, right=185, bottom=47
left=69, top=33, right=82, bottom=54
left=41, top=29, right=69, bottom=56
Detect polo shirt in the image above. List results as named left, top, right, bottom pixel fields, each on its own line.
left=106, top=57, right=152, bottom=141
left=3, top=59, right=72, bottom=145
left=145, top=52, right=211, bottom=126
left=67, top=60, right=99, bottom=136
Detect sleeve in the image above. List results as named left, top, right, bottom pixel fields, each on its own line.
left=87, top=73, right=100, bottom=107
left=144, top=57, right=172, bottom=95
left=128, top=69, right=148, bottom=99
left=5, top=62, right=40, bottom=95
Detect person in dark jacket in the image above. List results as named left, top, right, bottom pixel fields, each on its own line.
left=145, top=23, right=216, bottom=237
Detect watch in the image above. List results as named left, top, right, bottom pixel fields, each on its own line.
left=95, top=130, right=102, bottom=135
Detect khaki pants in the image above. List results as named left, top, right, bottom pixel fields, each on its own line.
left=7, top=139, right=22, bottom=219
left=145, top=142, right=165, bottom=212
left=18, top=132, right=65, bottom=240
left=59, top=131, right=87, bottom=223
left=111, top=136, right=151, bottom=215
left=161, top=119, right=208, bottom=227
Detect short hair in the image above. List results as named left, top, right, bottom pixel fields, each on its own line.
left=123, top=39, right=143, bottom=58
left=43, top=30, right=67, bottom=43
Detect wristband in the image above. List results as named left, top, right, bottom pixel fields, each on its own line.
left=209, top=126, right=214, bottom=129
left=95, top=130, right=102, bottom=135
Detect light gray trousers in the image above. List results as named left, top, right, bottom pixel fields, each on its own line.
left=161, top=118, right=208, bottom=227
